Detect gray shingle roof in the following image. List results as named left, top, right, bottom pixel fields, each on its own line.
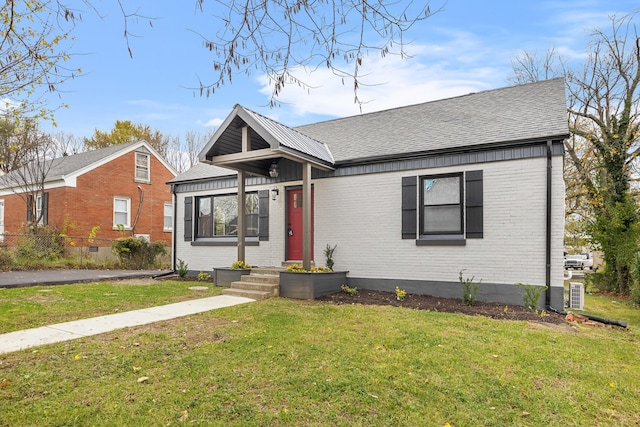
left=0, top=141, right=142, bottom=187
left=295, top=78, right=568, bottom=162
left=167, top=162, right=235, bottom=184
left=176, top=79, right=568, bottom=183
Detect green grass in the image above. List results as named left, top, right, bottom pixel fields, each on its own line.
left=0, top=280, right=221, bottom=334
left=1, top=283, right=639, bottom=426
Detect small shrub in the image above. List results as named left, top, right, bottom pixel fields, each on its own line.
left=516, top=283, right=547, bottom=312
left=197, top=271, right=212, bottom=282
left=324, top=244, right=337, bottom=271
left=0, top=249, right=16, bottom=270
left=230, top=260, right=252, bottom=270
left=395, top=286, right=407, bottom=301
left=341, top=284, right=358, bottom=295
left=459, top=270, right=481, bottom=306
left=112, top=237, right=166, bottom=269
left=176, top=259, right=189, bottom=277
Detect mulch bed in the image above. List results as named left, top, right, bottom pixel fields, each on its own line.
left=316, top=289, right=567, bottom=324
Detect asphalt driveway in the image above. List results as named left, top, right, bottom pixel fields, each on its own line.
left=0, top=269, right=170, bottom=289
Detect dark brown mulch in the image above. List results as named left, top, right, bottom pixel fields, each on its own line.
left=316, top=289, right=567, bottom=324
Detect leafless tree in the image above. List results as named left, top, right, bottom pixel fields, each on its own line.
left=511, top=12, right=640, bottom=295
left=0, top=122, right=56, bottom=231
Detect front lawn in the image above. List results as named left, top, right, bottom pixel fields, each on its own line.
left=0, top=280, right=221, bottom=334
left=1, top=283, right=638, bottom=426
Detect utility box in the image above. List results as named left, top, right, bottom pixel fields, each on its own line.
left=569, top=282, right=584, bottom=310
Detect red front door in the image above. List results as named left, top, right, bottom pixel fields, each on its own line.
left=287, top=188, right=314, bottom=261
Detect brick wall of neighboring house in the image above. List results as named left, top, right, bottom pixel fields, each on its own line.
left=0, top=149, right=175, bottom=247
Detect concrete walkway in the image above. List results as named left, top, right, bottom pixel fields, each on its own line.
left=0, top=295, right=255, bottom=355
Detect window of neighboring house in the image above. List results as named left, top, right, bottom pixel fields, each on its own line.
left=196, top=193, right=259, bottom=238
left=35, top=194, right=44, bottom=225
left=113, top=197, right=131, bottom=228
left=421, top=174, right=463, bottom=235
left=164, top=202, right=173, bottom=232
left=27, top=192, right=48, bottom=226
left=135, top=152, right=150, bottom=182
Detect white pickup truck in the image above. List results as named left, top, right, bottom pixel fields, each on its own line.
left=564, top=253, right=594, bottom=270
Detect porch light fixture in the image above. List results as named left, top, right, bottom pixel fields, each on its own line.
left=269, top=161, right=279, bottom=178
left=271, top=187, right=279, bottom=201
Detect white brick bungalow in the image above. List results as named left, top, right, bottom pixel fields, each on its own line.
left=169, top=79, right=569, bottom=309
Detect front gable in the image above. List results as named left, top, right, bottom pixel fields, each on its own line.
left=199, top=105, right=335, bottom=177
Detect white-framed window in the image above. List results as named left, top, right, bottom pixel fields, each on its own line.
left=421, top=174, right=463, bottom=235
left=196, top=193, right=259, bottom=238
left=114, top=197, right=131, bottom=228
left=35, top=194, right=44, bottom=225
left=164, top=202, right=173, bottom=231
left=135, top=152, right=150, bottom=182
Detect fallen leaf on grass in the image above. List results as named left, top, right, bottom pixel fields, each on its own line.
left=0, top=379, right=10, bottom=387
left=178, top=410, right=188, bottom=422
left=521, top=411, right=530, bottom=418
left=137, top=376, right=149, bottom=383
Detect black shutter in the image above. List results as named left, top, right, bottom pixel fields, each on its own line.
left=465, top=170, right=483, bottom=238
left=184, top=196, right=193, bottom=241
left=27, top=194, right=33, bottom=222
left=402, top=176, right=417, bottom=239
left=42, top=192, right=48, bottom=225
left=258, top=190, right=269, bottom=241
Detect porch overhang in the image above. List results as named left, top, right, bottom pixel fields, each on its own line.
left=202, top=146, right=335, bottom=177
left=197, top=104, right=334, bottom=271
left=198, top=104, right=335, bottom=177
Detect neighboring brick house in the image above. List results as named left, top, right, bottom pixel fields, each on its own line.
left=0, top=141, right=177, bottom=247
left=170, top=79, right=569, bottom=309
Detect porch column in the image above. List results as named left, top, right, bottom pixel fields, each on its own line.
left=302, top=162, right=312, bottom=271
left=237, top=127, right=250, bottom=262
left=237, top=176, right=246, bottom=263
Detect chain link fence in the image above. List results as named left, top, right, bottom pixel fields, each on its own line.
left=0, top=234, right=170, bottom=271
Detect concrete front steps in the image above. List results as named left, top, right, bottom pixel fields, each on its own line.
left=221, top=267, right=283, bottom=300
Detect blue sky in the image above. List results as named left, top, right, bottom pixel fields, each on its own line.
left=41, top=1, right=638, bottom=140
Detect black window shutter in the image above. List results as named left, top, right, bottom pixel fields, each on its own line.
left=42, top=192, right=48, bottom=225
left=27, top=195, right=33, bottom=222
left=184, top=196, right=193, bottom=241
left=258, top=190, right=269, bottom=241
left=465, top=170, right=483, bottom=238
left=402, top=176, right=417, bottom=239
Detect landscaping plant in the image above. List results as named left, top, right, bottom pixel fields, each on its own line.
left=324, top=244, right=337, bottom=271
left=516, top=283, right=547, bottom=312
left=459, top=270, right=481, bottom=306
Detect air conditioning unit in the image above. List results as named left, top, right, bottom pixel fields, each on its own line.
left=569, top=282, right=584, bottom=310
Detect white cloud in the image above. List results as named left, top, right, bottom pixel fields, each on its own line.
left=257, top=40, right=505, bottom=122
left=203, top=117, right=224, bottom=127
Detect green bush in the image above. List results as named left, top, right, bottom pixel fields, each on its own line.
left=197, top=271, right=212, bottom=282
left=341, top=284, right=358, bottom=295
left=15, top=227, right=65, bottom=261
left=516, top=283, right=547, bottom=312
left=112, top=237, right=166, bottom=269
left=176, top=259, right=189, bottom=277
left=0, top=249, right=16, bottom=270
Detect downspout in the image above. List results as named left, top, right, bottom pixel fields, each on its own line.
left=171, top=183, right=177, bottom=271
left=131, top=185, right=144, bottom=236
left=545, top=140, right=552, bottom=307
left=154, top=184, right=177, bottom=278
